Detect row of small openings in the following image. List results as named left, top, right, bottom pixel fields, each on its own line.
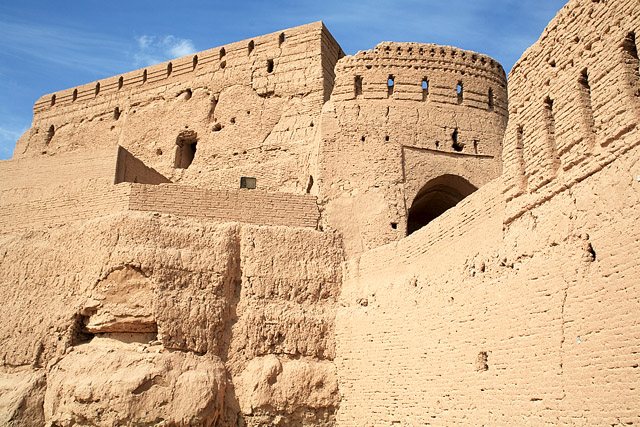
left=381, top=44, right=498, bottom=68
left=58, top=57, right=200, bottom=106
left=355, top=75, right=493, bottom=109
left=51, top=33, right=290, bottom=107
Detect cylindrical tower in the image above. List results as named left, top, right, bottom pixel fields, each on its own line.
left=318, top=42, right=508, bottom=256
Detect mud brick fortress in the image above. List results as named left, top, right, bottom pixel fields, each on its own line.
left=0, top=0, right=639, bottom=425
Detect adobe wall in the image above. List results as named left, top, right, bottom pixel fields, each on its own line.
left=317, top=42, right=508, bottom=256
left=502, top=0, right=640, bottom=223
left=0, top=213, right=344, bottom=425
left=13, top=22, right=344, bottom=195
left=128, top=184, right=320, bottom=228
left=0, top=148, right=321, bottom=233
left=335, top=0, right=640, bottom=424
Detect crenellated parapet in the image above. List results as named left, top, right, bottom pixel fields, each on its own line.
left=332, top=42, right=506, bottom=112
left=503, top=0, right=640, bottom=223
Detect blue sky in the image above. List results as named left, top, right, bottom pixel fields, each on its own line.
left=0, top=0, right=568, bottom=160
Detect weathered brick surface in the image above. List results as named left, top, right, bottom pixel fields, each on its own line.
left=128, top=184, right=320, bottom=229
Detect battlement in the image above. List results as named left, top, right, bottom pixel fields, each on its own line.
left=332, top=42, right=507, bottom=113
left=502, top=0, right=640, bottom=223
left=33, top=22, right=334, bottom=116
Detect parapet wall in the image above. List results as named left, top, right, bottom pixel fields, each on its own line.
left=502, top=0, right=640, bottom=223
left=318, top=42, right=508, bottom=256
left=128, top=184, right=320, bottom=229
left=14, top=22, right=344, bottom=195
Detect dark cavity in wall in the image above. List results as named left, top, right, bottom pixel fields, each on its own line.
left=174, top=130, right=198, bottom=169
left=354, top=75, right=363, bottom=97
left=267, top=59, right=274, bottom=73
left=113, top=107, right=121, bottom=120
left=457, top=81, right=464, bottom=104
left=248, top=40, right=254, bottom=55
left=118, top=76, right=124, bottom=89
left=72, top=88, right=78, bottom=101
left=192, top=55, right=198, bottom=70
left=451, top=128, right=464, bottom=152
left=387, top=75, right=395, bottom=97
left=45, top=125, right=55, bottom=145
left=475, top=351, right=489, bottom=371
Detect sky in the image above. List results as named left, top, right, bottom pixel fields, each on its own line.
left=0, top=0, right=568, bottom=160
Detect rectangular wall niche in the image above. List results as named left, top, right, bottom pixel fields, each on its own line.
left=174, top=131, right=198, bottom=169
left=240, top=176, right=257, bottom=189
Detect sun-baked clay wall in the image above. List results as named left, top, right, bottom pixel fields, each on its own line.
left=334, top=0, right=640, bottom=424
left=0, top=149, right=321, bottom=233
left=502, top=0, right=640, bottom=223
left=317, top=42, right=508, bottom=256
left=14, top=22, right=344, bottom=194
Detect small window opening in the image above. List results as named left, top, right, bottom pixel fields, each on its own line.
left=174, top=130, right=198, bottom=169
left=219, top=47, right=226, bottom=59
left=387, top=75, right=395, bottom=97
left=46, top=125, right=55, bottom=145
left=50, top=94, right=56, bottom=106
left=452, top=128, right=464, bottom=152
left=72, top=89, right=78, bottom=102
left=240, top=176, right=257, bottom=189
left=142, top=69, right=148, bottom=83
left=167, top=62, right=173, bottom=77
left=279, top=32, right=286, bottom=45
left=118, top=76, right=124, bottom=89
left=220, top=60, right=226, bottom=69
left=267, top=59, right=274, bottom=73
left=488, top=88, right=494, bottom=111
left=391, top=222, right=398, bottom=229
left=248, top=40, right=255, bottom=54
left=354, top=75, right=363, bottom=96
left=361, top=136, right=366, bottom=142
left=113, top=107, right=121, bottom=120
left=473, top=140, right=478, bottom=154
left=95, top=82, right=100, bottom=96
left=192, top=55, right=198, bottom=70
left=385, top=135, right=390, bottom=142
left=457, top=81, right=463, bottom=104
left=422, top=78, right=429, bottom=100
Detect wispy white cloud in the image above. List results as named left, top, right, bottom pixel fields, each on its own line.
left=133, top=34, right=196, bottom=68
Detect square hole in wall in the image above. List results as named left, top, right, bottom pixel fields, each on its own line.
left=240, top=176, right=257, bottom=189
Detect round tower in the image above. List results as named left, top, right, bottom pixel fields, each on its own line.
left=318, top=42, right=508, bottom=257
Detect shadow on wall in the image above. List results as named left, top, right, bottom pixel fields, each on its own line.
left=407, top=174, right=477, bottom=235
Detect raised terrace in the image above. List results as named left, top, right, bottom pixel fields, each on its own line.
left=1, top=1, right=639, bottom=425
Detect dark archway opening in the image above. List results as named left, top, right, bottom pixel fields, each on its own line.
left=407, top=174, right=477, bottom=235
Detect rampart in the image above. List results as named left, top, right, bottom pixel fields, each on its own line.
left=0, top=148, right=320, bottom=233
left=14, top=22, right=344, bottom=195
left=2, top=2, right=640, bottom=425
left=334, top=0, right=640, bottom=424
